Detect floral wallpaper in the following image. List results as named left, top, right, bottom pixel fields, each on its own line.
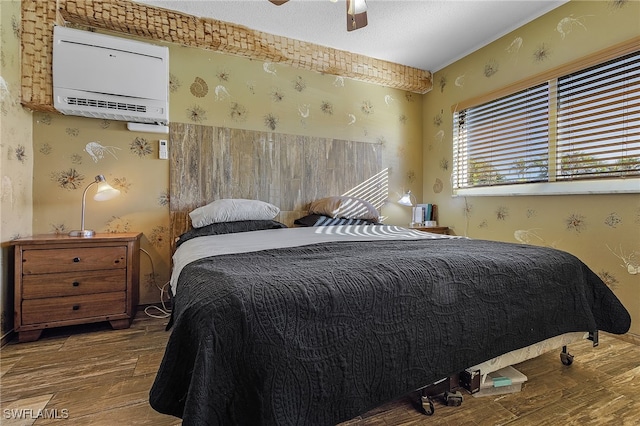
left=1, top=0, right=34, bottom=341
left=423, top=0, right=640, bottom=338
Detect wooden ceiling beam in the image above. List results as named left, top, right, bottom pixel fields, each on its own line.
left=21, top=0, right=432, bottom=111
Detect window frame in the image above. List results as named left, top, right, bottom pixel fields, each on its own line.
left=451, top=37, right=640, bottom=197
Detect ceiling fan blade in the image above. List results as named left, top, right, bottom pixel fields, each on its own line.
left=346, top=0, right=368, bottom=32
left=268, top=0, right=290, bottom=5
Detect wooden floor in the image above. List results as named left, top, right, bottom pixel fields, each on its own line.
left=1, top=312, right=639, bottom=425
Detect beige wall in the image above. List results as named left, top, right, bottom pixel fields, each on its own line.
left=29, top=33, right=423, bottom=306
left=423, top=0, right=640, bottom=338
left=1, top=0, right=34, bottom=341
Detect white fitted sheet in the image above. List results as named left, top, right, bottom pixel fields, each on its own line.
left=171, top=225, right=457, bottom=295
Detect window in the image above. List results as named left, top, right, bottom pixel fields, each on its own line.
left=453, top=45, right=639, bottom=196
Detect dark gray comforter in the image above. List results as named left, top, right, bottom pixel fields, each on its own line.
left=149, top=238, right=630, bottom=425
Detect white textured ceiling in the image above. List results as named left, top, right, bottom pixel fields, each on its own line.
left=135, top=0, right=568, bottom=72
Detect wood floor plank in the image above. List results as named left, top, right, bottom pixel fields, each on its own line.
left=611, top=401, right=640, bottom=426
left=133, top=351, right=166, bottom=377
left=605, top=365, right=640, bottom=393
left=38, top=373, right=159, bottom=419
left=0, top=352, right=138, bottom=404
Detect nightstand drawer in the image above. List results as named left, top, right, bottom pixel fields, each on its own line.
left=22, top=270, right=127, bottom=299
left=22, top=246, right=127, bottom=274
left=21, top=292, right=126, bottom=325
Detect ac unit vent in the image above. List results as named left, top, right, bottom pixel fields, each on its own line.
left=66, top=97, right=147, bottom=113
left=53, top=26, right=169, bottom=125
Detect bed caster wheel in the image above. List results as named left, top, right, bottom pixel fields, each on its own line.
left=444, top=390, right=463, bottom=407
left=560, top=352, right=574, bottom=366
left=421, top=395, right=435, bottom=416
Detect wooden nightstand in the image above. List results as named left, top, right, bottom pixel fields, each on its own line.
left=12, top=232, right=141, bottom=342
left=411, top=226, right=450, bottom=235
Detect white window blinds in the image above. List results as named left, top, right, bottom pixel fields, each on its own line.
left=453, top=48, right=640, bottom=191
left=556, top=50, right=640, bottom=181
left=453, top=83, right=549, bottom=188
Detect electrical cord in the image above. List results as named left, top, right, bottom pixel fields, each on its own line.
left=139, top=247, right=172, bottom=319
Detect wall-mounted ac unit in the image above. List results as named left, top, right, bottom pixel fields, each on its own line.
left=53, top=26, right=169, bottom=125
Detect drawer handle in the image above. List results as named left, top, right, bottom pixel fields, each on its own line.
left=73, top=257, right=81, bottom=263
left=72, top=281, right=80, bottom=287
left=72, top=305, right=80, bottom=311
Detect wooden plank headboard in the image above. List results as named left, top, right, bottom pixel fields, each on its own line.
left=169, top=123, right=384, bottom=251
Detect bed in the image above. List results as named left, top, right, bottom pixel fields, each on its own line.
left=149, top=198, right=631, bottom=425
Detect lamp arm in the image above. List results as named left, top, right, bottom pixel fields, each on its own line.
left=79, top=181, right=96, bottom=232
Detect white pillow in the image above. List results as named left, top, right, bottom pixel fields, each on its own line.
left=189, top=199, right=280, bottom=228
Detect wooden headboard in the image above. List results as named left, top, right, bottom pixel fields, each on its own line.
left=169, top=123, right=384, bottom=251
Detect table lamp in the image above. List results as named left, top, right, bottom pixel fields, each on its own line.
left=397, top=190, right=416, bottom=207
left=69, top=174, right=120, bottom=237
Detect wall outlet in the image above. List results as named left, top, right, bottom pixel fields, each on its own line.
left=159, top=139, right=168, bottom=159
